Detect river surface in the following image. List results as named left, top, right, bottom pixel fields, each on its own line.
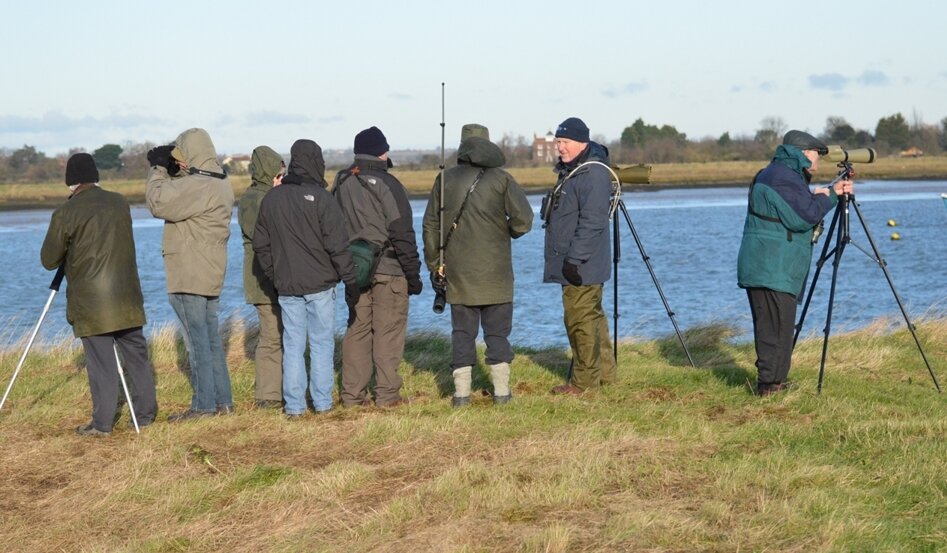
left=1, top=180, right=945, bottom=349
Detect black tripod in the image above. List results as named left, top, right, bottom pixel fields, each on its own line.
left=612, top=197, right=696, bottom=368
left=794, top=163, right=941, bottom=393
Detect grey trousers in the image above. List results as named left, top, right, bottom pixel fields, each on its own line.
left=80, top=327, right=158, bottom=431
left=341, top=274, right=408, bottom=407
left=449, top=303, right=514, bottom=369
left=253, top=303, right=283, bottom=402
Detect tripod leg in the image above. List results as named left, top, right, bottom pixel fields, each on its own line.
left=0, top=289, right=58, bottom=411
left=617, top=200, right=696, bottom=368
left=794, top=204, right=842, bottom=347
left=849, top=200, right=941, bottom=392
left=612, top=215, right=620, bottom=363
left=817, top=212, right=848, bottom=394
left=114, top=343, right=140, bottom=433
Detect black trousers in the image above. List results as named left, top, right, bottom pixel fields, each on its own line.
left=449, top=303, right=514, bottom=369
left=746, top=288, right=797, bottom=386
left=81, top=327, right=158, bottom=431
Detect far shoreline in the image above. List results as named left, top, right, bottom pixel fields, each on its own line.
left=2, top=156, right=946, bottom=212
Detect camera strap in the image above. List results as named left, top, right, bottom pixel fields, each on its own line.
left=188, top=167, right=227, bottom=179
left=441, top=169, right=486, bottom=255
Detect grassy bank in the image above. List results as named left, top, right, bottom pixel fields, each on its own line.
left=1, top=318, right=945, bottom=552
left=3, top=155, right=947, bottom=210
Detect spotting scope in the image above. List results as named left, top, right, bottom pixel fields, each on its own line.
left=823, top=145, right=876, bottom=164
left=612, top=163, right=652, bottom=184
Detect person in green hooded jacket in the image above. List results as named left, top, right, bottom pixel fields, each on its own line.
left=422, top=124, right=533, bottom=406
left=41, top=153, right=158, bottom=436
left=238, top=145, right=285, bottom=408
left=737, top=130, right=853, bottom=396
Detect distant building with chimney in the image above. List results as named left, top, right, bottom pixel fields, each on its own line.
left=532, top=131, right=556, bottom=163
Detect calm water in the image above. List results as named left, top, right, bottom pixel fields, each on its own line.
left=1, top=180, right=945, bottom=349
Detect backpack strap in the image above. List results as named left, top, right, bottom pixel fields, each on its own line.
left=747, top=169, right=792, bottom=241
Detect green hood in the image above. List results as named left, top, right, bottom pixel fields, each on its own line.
left=174, top=128, right=223, bottom=172
left=249, top=145, right=283, bottom=187
left=772, top=144, right=812, bottom=175
left=456, top=137, right=506, bottom=168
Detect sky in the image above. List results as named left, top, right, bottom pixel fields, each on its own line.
left=1, top=0, right=945, bottom=156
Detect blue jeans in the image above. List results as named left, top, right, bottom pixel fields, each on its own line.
left=278, top=289, right=336, bottom=414
left=168, top=293, right=232, bottom=412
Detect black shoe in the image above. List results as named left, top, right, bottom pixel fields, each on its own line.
left=493, top=394, right=512, bottom=405
left=254, top=399, right=282, bottom=409
left=75, top=422, right=111, bottom=437
left=167, top=409, right=215, bottom=423
left=452, top=395, right=471, bottom=408
left=129, top=418, right=154, bottom=430
left=216, top=404, right=235, bottom=416
left=285, top=412, right=305, bottom=420
left=756, top=382, right=793, bottom=397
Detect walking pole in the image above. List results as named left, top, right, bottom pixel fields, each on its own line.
left=0, top=265, right=65, bottom=412
left=113, top=343, right=140, bottom=433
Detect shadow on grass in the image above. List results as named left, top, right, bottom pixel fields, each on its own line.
left=656, top=323, right=754, bottom=390
left=25, top=348, right=85, bottom=410
left=404, top=331, right=573, bottom=398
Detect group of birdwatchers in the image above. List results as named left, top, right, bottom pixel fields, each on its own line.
left=39, top=116, right=852, bottom=436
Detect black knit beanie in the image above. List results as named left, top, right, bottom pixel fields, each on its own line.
left=554, top=117, right=590, bottom=143
left=353, top=126, right=390, bottom=157
left=65, top=153, right=99, bottom=185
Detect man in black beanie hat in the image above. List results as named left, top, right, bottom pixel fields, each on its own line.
left=41, top=153, right=158, bottom=435
left=737, top=129, right=852, bottom=396
left=542, top=117, right=617, bottom=395
left=333, top=126, right=422, bottom=408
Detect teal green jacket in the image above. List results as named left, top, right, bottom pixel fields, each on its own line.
left=737, top=145, right=838, bottom=297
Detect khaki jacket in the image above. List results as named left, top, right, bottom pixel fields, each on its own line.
left=146, top=128, right=234, bottom=296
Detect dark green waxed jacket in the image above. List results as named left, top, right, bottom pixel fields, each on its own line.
left=238, top=146, right=282, bottom=305
left=40, top=185, right=146, bottom=337
left=422, top=137, right=533, bottom=305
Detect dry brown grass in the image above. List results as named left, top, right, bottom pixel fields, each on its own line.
left=0, top=319, right=945, bottom=552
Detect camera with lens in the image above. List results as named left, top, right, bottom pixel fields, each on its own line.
left=431, top=269, right=448, bottom=314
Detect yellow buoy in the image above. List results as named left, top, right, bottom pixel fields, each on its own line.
left=891, top=232, right=901, bottom=240
left=887, top=219, right=897, bottom=227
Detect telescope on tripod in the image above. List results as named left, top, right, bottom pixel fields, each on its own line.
left=794, top=145, right=941, bottom=393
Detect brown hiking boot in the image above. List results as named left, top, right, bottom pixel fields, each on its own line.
left=551, top=384, right=585, bottom=395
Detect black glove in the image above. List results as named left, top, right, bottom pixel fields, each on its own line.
left=147, top=145, right=175, bottom=168
left=344, top=282, right=361, bottom=326
left=562, top=260, right=583, bottom=286
left=407, top=275, right=423, bottom=296
left=430, top=272, right=447, bottom=293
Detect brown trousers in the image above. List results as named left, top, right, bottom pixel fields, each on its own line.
left=341, top=274, right=408, bottom=406
left=253, top=303, right=283, bottom=402
left=563, top=284, right=617, bottom=390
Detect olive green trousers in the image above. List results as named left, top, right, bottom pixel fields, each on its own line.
left=562, top=284, right=617, bottom=390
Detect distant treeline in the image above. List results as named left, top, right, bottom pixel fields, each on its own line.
left=2, top=112, right=946, bottom=184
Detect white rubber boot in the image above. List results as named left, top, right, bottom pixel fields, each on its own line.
left=489, top=362, right=512, bottom=405
left=452, top=366, right=472, bottom=407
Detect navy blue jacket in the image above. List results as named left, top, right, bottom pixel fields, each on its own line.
left=543, top=142, right=613, bottom=285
